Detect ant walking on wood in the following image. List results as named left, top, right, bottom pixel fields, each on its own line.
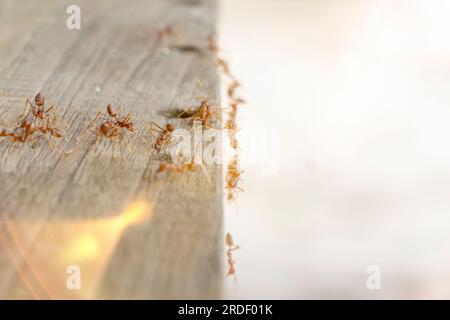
left=172, top=80, right=222, bottom=129
left=0, top=93, right=63, bottom=146
left=66, top=104, right=140, bottom=154
left=149, top=122, right=175, bottom=152
left=157, top=162, right=196, bottom=173
left=83, top=104, right=135, bottom=141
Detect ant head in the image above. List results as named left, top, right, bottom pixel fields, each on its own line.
left=107, top=104, right=118, bottom=117
left=35, top=93, right=44, bottom=107
left=166, top=123, right=175, bottom=132
left=225, top=233, right=233, bottom=246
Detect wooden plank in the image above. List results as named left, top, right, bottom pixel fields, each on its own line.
left=0, top=0, right=223, bottom=299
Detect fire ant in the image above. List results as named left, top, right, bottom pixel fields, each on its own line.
left=150, top=122, right=175, bottom=152
left=217, top=58, right=232, bottom=79
left=37, top=117, right=63, bottom=138
left=224, top=102, right=239, bottom=130
left=157, top=162, right=196, bottom=173
left=226, top=80, right=245, bottom=105
left=208, top=38, right=245, bottom=149
left=0, top=93, right=63, bottom=146
left=227, top=80, right=240, bottom=100
left=157, top=25, right=174, bottom=38
left=26, top=93, right=54, bottom=120
left=223, top=117, right=240, bottom=150
left=226, top=157, right=244, bottom=201
left=66, top=104, right=139, bottom=154
left=94, top=104, right=135, bottom=140
left=190, top=98, right=215, bottom=128
left=0, top=121, right=30, bottom=143
left=170, top=98, right=216, bottom=128
left=0, top=118, right=61, bottom=144
left=225, top=232, right=239, bottom=277
left=180, top=80, right=221, bottom=128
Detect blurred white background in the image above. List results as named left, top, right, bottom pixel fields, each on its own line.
left=220, top=0, right=450, bottom=299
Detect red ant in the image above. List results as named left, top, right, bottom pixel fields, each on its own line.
left=225, top=232, right=239, bottom=277
left=26, top=93, right=54, bottom=120
left=94, top=104, right=135, bottom=140
left=150, top=122, right=175, bottom=152
left=0, top=93, right=62, bottom=145
left=157, top=25, right=174, bottom=38
left=177, top=80, right=221, bottom=128
left=226, top=157, right=244, bottom=201
left=157, top=162, right=196, bottom=173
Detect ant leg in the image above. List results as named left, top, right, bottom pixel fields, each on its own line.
left=80, top=112, right=102, bottom=142
left=52, top=108, right=66, bottom=131
left=148, top=124, right=164, bottom=137
left=226, top=189, right=238, bottom=203
left=20, top=99, right=33, bottom=118
left=161, top=136, right=173, bottom=152
left=122, top=132, right=132, bottom=154
left=45, top=135, right=55, bottom=149
left=46, top=105, right=54, bottom=113
left=95, top=128, right=103, bottom=143
left=151, top=122, right=165, bottom=130
left=177, top=109, right=192, bottom=118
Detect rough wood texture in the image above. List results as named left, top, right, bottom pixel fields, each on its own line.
left=0, top=0, right=223, bottom=299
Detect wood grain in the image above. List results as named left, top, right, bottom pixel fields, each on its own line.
left=0, top=0, right=223, bottom=299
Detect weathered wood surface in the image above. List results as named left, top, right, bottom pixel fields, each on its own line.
left=0, top=0, right=223, bottom=299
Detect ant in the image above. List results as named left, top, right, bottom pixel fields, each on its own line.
left=157, top=25, right=174, bottom=38
left=190, top=98, right=215, bottom=128
left=208, top=41, right=245, bottom=149
left=223, top=101, right=239, bottom=130
left=157, top=162, right=196, bottom=173
left=226, top=157, right=244, bottom=201
left=94, top=104, right=135, bottom=140
left=227, top=80, right=245, bottom=105
left=217, top=58, right=232, bottom=79
left=0, top=123, right=28, bottom=143
left=223, top=117, right=240, bottom=150
left=225, top=232, right=239, bottom=277
left=66, top=104, right=139, bottom=154
left=227, top=80, right=240, bottom=100
left=36, top=117, right=62, bottom=138
left=1, top=117, right=61, bottom=144
left=150, top=122, right=175, bottom=152
left=180, top=80, right=221, bottom=128
left=0, top=93, right=62, bottom=146
left=26, top=93, right=54, bottom=120
left=170, top=98, right=216, bottom=128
